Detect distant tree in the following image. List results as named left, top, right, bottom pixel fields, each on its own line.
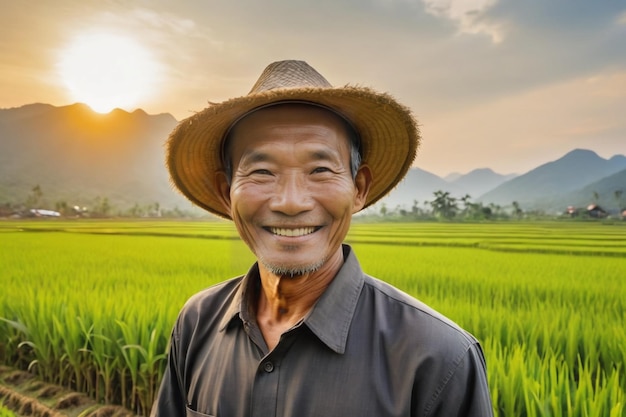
left=164, top=206, right=185, bottom=218
left=423, top=200, right=431, bottom=216
left=55, top=200, right=69, bottom=216
left=26, top=185, right=43, bottom=208
left=593, top=191, right=599, bottom=203
left=411, top=200, right=419, bottom=217
left=459, top=194, right=472, bottom=217
left=615, top=190, right=623, bottom=210
left=464, top=200, right=492, bottom=221
left=429, top=190, right=458, bottom=220
left=380, top=203, right=388, bottom=217
left=100, top=198, right=111, bottom=217
left=512, top=201, right=523, bottom=219
left=489, top=203, right=502, bottom=218
left=91, top=196, right=112, bottom=217
left=129, top=203, right=144, bottom=218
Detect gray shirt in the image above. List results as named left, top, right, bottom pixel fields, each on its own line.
left=152, top=245, right=493, bottom=417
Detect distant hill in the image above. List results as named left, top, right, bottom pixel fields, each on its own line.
left=556, top=168, right=626, bottom=211
left=477, top=149, right=626, bottom=212
left=448, top=168, right=517, bottom=199
left=365, top=167, right=515, bottom=213
left=369, top=168, right=465, bottom=212
left=444, top=172, right=463, bottom=182
left=0, top=103, right=199, bottom=214
left=2, top=103, right=624, bottom=217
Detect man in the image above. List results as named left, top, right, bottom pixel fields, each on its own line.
left=153, top=60, right=493, bottom=416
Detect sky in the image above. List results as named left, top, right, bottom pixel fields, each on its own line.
left=1, top=0, right=625, bottom=177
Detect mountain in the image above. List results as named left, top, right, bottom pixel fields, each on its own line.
left=478, top=149, right=626, bottom=211
left=365, top=168, right=515, bottom=213
left=448, top=168, right=517, bottom=199
left=0, top=103, right=198, bottom=214
left=444, top=172, right=463, bottom=182
left=365, top=168, right=465, bottom=213
left=557, top=168, right=626, bottom=211
left=2, top=103, right=624, bottom=217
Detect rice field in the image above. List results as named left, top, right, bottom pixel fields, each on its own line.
left=0, top=405, right=15, bottom=417
left=0, top=220, right=625, bottom=416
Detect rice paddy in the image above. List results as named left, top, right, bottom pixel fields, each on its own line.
left=0, top=220, right=624, bottom=416
left=0, top=406, right=15, bottom=417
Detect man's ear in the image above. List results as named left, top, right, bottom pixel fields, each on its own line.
left=353, top=164, right=372, bottom=213
left=214, top=170, right=232, bottom=214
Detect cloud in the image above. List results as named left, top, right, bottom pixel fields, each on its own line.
left=421, top=0, right=505, bottom=43
left=417, top=69, right=626, bottom=175
left=95, top=8, right=219, bottom=46
left=131, top=9, right=197, bottom=36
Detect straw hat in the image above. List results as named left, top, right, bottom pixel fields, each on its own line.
left=167, top=60, right=420, bottom=219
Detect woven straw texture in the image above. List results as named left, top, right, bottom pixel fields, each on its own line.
left=167, top=60, right=420, bottom=219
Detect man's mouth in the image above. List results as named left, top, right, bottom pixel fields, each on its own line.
left=268, top=226, right=318, bottom=237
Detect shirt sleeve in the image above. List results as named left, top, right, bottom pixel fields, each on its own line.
left=422, top=342, right=494, bottom=417
left=150, top=328, right=187, bottom=417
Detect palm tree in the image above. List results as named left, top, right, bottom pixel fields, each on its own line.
left=429, top=190, right=458, bottom=220
left=460, top=194, right=472, bottom=216
left=26, top=184, right=43, bottom=208
left=512, top=201, right=523, bottom=219
left=614, top=190, right=623, bottom=210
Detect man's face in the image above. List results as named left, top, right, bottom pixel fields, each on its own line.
left=221, top=104, right=370, bottom=277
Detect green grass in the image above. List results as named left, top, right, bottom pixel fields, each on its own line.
left=0, top=405, right=16, bottom=417
left=0, top=220, right=625, bottom=416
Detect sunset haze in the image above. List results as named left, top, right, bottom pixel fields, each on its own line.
left=1, top=1, right=625, bottom=177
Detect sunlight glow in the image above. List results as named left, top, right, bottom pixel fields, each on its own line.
left=58, top=32, right=161, bottom=113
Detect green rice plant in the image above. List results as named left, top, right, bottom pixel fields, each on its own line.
left=0, top=224, right=253, bottom=414
left=0, top=220, right=624, bottom=416
left=0, top=405, right=16, bottom=417
left=348, top=223, right=625, bottom=417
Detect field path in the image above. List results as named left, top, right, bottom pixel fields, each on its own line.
left=0, top=366, right=136, bottom=417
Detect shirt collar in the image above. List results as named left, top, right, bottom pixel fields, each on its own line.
left=218, top=245, right=365, bottom=354
left=303, top=244, right=365, bottom=354
left=218, top=263, right=260, bottom=332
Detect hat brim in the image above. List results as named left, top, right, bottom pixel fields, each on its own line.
left=167, top=85, right=420, bottom=219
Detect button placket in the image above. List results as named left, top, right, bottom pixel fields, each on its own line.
left=251, top=356, right=281, bottom=417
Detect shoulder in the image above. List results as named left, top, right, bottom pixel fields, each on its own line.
left=174, top=276, right=243, bottom=333
left=183, top=276, right=243, bottom=310
left=359, top=274, right=477, bottom=351
left=354, top=276, right=491, bottom=414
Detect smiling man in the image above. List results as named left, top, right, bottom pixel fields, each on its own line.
left=153, top=60, right=493, bottom=417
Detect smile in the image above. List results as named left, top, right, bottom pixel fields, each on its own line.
left=269, top=227, right=317, bottom=237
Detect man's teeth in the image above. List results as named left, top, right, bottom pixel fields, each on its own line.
left=270, top=227, right=316, bottom=237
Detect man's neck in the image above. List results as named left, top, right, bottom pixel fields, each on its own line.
left=255, top=250, right=344, bottom=350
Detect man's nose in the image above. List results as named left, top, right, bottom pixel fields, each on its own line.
left=268, top=174, right=314, bottom=215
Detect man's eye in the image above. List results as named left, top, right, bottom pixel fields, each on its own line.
left=311, top=167, right=332, bottom=174
left=251, top=169, right=272, bottom=175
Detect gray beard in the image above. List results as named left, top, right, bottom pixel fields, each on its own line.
left=260, top=257, right=326, bottom=278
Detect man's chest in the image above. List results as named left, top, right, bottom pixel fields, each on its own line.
left=182, top=325, right=414, bottom=417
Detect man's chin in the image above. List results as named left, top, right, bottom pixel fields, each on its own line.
left=260, top=258, right=326, bottom=278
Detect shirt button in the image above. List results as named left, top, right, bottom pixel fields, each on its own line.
left=263, top=362, right=274, bottom=373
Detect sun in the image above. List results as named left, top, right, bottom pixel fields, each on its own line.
left=57, top=32, right=161, bottom=113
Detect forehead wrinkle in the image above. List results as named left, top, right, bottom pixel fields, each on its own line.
left=309, top=148, right=342, bottom=164
left=238, top=142, right=344, bottom=166
left=238, top=149, right=273, bottom=167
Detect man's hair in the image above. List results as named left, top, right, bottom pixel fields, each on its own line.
left=222, top=111, right=362, bottom=185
